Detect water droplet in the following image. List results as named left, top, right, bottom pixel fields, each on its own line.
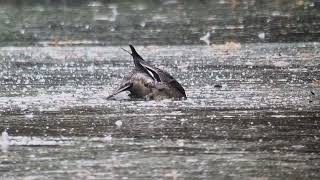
left=1, top=131, right=9, bottom=152
left=25, top=113, right=34, bottom=119
left=104, top=134, right=112, bottom=141
left=200, top=32, right=211, bottom=46
left=115, top=120, right=123, bottom=128
left=20, top=29, right=25, bottom=34
left=258, top=32, right=265, bottom=40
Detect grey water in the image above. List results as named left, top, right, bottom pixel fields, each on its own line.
left=0, top=1, right=320, bottom=179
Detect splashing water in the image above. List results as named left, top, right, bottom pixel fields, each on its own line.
left=200, top=32, right=211, bottom=45
left=1, top=131, right=9, bottom=152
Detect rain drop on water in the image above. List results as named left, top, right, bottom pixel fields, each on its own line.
left=115, top=120, right=123, bottom=128
left=1, top=131, right=9, bottom=152
left=200, top=32, right=211, bottom=45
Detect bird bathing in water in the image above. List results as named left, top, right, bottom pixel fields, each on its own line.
left=107, top=45, right=186, bottom=100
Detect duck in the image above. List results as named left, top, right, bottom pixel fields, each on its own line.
left=107, top=45, right=186, bottom=100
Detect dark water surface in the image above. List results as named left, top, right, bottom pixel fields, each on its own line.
left=0, top=43, right=319, bottom=179
left=0, top=0, right=320, bottom=179
left=0, top=0, right=320, bottom=46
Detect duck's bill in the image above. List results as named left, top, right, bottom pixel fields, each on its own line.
left=106, top=82, right=132, bottom=99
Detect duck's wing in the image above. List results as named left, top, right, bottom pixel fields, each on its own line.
left=129, top=45, right=187, bottom=98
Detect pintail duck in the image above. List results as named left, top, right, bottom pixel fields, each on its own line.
left=107, top=45, right=186, bottom=100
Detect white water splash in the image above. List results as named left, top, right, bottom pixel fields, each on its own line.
left=200, top=32, right=211, bottom=45
left=258, top=32, right=266, bottom=40
left=88, top=1, right=103, bottom=7
left=25, top=113, right=34, bottom=119
left=115, top=120, right=123, bottom=128
left=104, top=134, right=112, bottom=142
left=1, top=131, right=9, bottom=152
left=94, top=4, right=118, bottom=22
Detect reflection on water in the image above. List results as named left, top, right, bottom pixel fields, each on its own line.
left=0, top=43, right=319, bottom=179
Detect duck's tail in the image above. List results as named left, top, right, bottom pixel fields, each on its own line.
left=121, top=45, right=160, bottom=82
left=129, top=45, right=145, bottom=62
